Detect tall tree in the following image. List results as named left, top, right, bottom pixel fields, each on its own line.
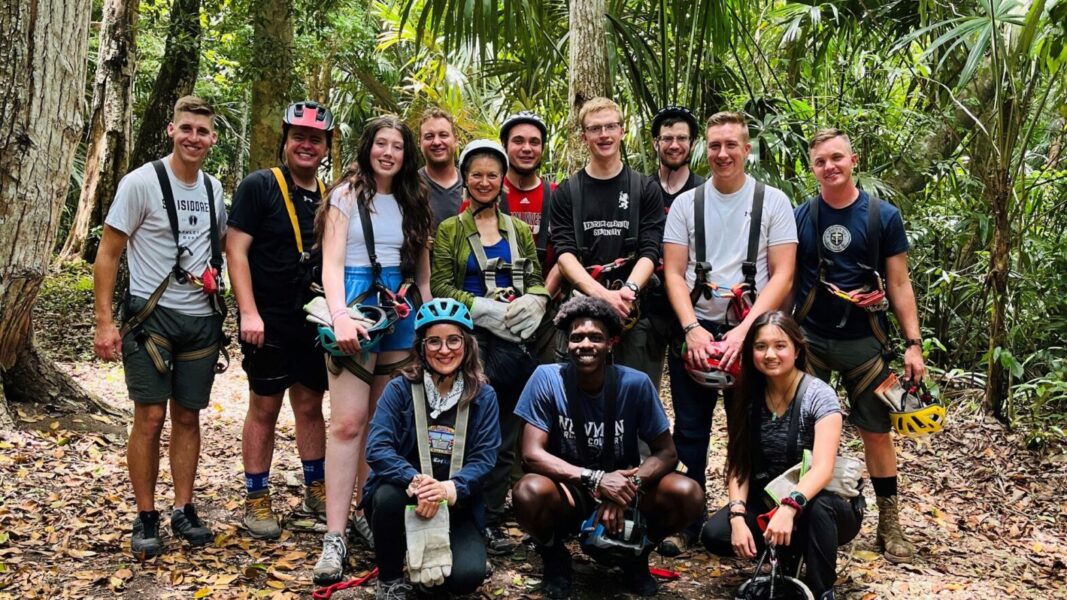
left=59, top=0, right=140, bottom=264
left=247, top=0, right=294, bottom=172
left=564, top=0, right=609, bottom=169
left=128, top=0, right=201, bottom=171
left=0, top=0, right=119, bottom=428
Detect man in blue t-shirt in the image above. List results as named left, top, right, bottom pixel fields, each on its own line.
left=512, top=297, right=703, bottom=598
left=793, top=128, right=926, bottom=565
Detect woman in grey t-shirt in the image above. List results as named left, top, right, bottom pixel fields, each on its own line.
left=701, top=311, right=863, bottom=599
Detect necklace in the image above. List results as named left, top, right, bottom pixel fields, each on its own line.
left=766, top=371, right=802, bottom=420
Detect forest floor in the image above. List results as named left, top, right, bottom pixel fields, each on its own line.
left=1, top=265, right=1065, bottom=599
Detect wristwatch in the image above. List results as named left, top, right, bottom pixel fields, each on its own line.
left=905, top=338, right=923, bottom=349
left=788, top=490, right=809, bottom=509
left=623, top=281, right=641, bottom=295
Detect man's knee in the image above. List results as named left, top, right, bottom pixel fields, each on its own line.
left=133, top=403, right=168, bottom=436
left=446, top=540, right=488, bottom=594
left=169, top=402, right=201, bottom=430
left=247, top=392, right=284, bottom=423
left=858, top=428, right=892, bottom=447
left=512, top=474, right=555, bottom=510
left=647, top=474, right=706, bottom=525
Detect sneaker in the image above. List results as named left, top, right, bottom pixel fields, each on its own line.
left=376, top=577, right=413, bottom=600
left=243, top=491, right=282, bottom=539
left=876, top=496, right=916, bottom=564
left=656, top=530, right=695, bottom=557
left=538, top=543, right=573, bottom=600
left=484, top=525, right=518, bottom=556
left=131, top=511, right=163, bottom=558
left=170, top=504, right=213, bottom=547
left=301, top=480, right=327, bottom=518
left=349, top=513, right=375, bottom=550
left=313, top=532, right=347, bottom=585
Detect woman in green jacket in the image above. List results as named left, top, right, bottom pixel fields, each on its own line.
left=431, top=139, right=550, bottom=554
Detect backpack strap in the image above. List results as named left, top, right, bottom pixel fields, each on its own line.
left=152, top=159, right=186, bottom=275
left=461, top=209, right=528, bottom=296
left=691, top=183, right=710, bottom=306
left=567, top=175, right=587, bottom=261
left=412, top=381, right=473, bottom=479
left=622, top=169, right=643, bottom=256
left=743, top=182, right=765, bottom=291
left=356, top=196, right=382, bottom=281
left=535, top=178, right=553, bottom=263
left=270, top=167, right=324, bottom=261
left=751, top=373, right=811, bottom=484
left=793, top=197, right=823, bottom=324
left=562, top=362, right=619, bottom=470
left=864, top=195, right=881, bottom=272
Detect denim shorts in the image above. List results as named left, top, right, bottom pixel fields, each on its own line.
left=343, top=266, right=415, bottom=352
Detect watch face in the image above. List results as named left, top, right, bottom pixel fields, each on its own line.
left=789, top=491, right=808, bottom=507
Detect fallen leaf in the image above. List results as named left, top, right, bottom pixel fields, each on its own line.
left=193, top=587, right=213, bottom=598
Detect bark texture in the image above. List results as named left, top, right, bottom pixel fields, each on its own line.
left=128, top=0, right=201, bottom=171
left=59, top=0, right=139, bottom=264
left=566, top=0, right=610, bottom=172
left=0, top=0, right=96, bottom=425
left=248, top=0, right=294, bottom=172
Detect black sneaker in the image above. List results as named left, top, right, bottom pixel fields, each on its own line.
left=131, top=511, right=163, bottom=558
left=623, top=551, right=658, bottom=597
left=484, top=525, right=519, bottom=556
left=171, top=504, right=214, bottom=547
left=538, top=543, right=573, bottom=599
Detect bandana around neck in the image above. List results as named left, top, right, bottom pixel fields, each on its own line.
left=423, top=371, right=465, bottom=419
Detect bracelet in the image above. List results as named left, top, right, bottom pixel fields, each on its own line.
left=580, top=469, right=594, bottom=489
left=729, top=511, right=747, bottom=520
left=330, top=308, right=348, bottom=322
left=683, top=321, right=701, bottom=335
left=905, top=338, right=922, bottom=348
left=781, top=497, right=803, bottom=513
left=728, top=499, right=746, bottom=510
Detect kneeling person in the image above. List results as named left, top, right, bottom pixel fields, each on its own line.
left=512, top=297, right=704, bottom=598
left=362, top=299, right=501, bottom=599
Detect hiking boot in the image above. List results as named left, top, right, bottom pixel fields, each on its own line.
left=349, top=513, right=375, bottom=550
left=623, top=550, right=658, bottom=597
left=131, top=511, right=163, bottom=558
left=243, top=491, right=282, bottom=539
left=484, top=525, right=518, bottom=556
left=313, top=532, right=347, bottom=585
left=657, top=529, right=696, bottom=557
left=301, top=480, right=327, bottom=518
left=376, top=577, right=413, bottom=600
left=876, top=496, right=916, bottom=564
left=538, top=543, right=573, bottom=599
left=171, top=504, right=214, bottom=547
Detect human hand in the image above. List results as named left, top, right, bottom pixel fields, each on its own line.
left=333, top=314, right=368, bottom=355
left=597, top=468, right=638, bottom=505
left=684, top=326, right=716, bottom=370
left=93, top=322, right=122, bottom=362
left=763, top=505, right=796, bottom=547
left=904, top=345, right=925, bottom=383
left=595, top=287, right=632, bottom=320
left=730, top=517, right=758, bottom=559
left=594, top=501, right=626, bottom=536
left=239, top=310, right=265, bottom=347
left=718, top=325, right=747, bottom=368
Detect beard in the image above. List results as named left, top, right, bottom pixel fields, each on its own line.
left=659, top=153, right=689, bottom=170
left=509, top=159, right=542, bottom=177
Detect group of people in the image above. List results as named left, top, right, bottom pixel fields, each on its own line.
left=92, top=93, right=929, bottom=600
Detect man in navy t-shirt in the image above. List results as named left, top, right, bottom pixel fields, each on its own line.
left=512, top=296, right=703, bottom=598
left=793, top=128, right=926, bottom=565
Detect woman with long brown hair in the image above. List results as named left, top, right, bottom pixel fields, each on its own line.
left=701, top=311, right=863, bottom=599
left=312, top=116, right=433, bottom=585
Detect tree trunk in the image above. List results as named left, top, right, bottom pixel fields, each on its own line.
left=128, top=0, right=201, bottom=171
left=0, top=0, right=96, bottom=428
left=984, top=173, right=1011, bottom=421
left=247, top=0, right=294, bottom=172
left=58, top=0, right=139, bottom=264
left=566, top=0, right=610, bottom=172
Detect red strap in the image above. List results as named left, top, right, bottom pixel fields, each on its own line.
left=649, top=567, right=681, bottom=580
left=311, top=567, right=379, bottom=600
left=756, top=507, right=777, bottom=533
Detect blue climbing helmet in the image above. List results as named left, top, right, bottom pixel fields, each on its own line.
left=317, top=304, right=394, bottom=357
left=414, top=298, right=474, bottom=333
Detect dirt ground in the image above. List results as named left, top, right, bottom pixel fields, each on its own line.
left=1, top=270, right=1065, bottom=599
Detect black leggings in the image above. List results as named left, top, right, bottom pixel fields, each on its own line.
left=701, top=492, right=863, bottom=596
left=366, top=482, right=487, bottom=593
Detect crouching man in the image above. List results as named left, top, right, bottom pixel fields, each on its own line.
left=511, top=297, right=704, bottom=598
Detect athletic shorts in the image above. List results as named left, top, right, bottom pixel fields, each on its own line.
left=343, top=265, right=415, bottom=352
left=802, top=329, right=892, bottom=433
left=240, top=313, right=327, bottom=396
left=121, top=296, right=222, bottom=411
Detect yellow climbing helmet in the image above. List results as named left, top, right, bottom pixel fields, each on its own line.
left=876, top=374, right=947, bottom=438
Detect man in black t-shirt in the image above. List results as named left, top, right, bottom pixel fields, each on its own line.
left=549, top=97, right=666, bottom=381
left=418, top=107, right=463, bottom=232
left=226, top=101, right=333, bottom=539
left=651, top=106, right=705, bottom=209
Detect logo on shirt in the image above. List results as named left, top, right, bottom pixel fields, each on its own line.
left=188, top=215, right=199, bottom=226
left=519, top=195, right=531, bottom=205
left=618, top=191, right=629, bottom=210
left=822, top=225, right=851, bottom=253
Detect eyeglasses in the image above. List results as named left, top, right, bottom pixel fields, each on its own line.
left=657, top=135, right=691, bottom=145
left=424, top=335, right=464, bottom=352
left=568, top=332, right=607, bottom=344
left=583, top=122, right=622, bottom=135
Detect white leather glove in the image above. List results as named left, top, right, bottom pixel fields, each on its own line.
left=504, top=294, right=548, bottom=341
left=405, top=504, right=452, bottom=587
left=763, top=462, right=802, bottom=506
left=303, top=296, right=375, bottom=328
left=471, top=297, right=522, bottom=342
left=824, top=456, right=864, bottom=498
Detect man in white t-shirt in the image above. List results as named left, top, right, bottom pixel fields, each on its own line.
left=93, top=96, right=227, bottom=559
left=659, top=111, right=798, bottom=554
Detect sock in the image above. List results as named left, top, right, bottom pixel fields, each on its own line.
left=139, top=510, right=160, bottom=523
left=871, top=476, right=897, bottom=498
left=246, top=471, right=270, bottom=495
left=302, top=458, right=325, bottom=485
left=173, top=504, right=186, bottom=513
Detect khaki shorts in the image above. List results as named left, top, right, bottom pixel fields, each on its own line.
left=802, top=329, right=892, bottom=433
left=122, top=296, right=222, bottom=411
